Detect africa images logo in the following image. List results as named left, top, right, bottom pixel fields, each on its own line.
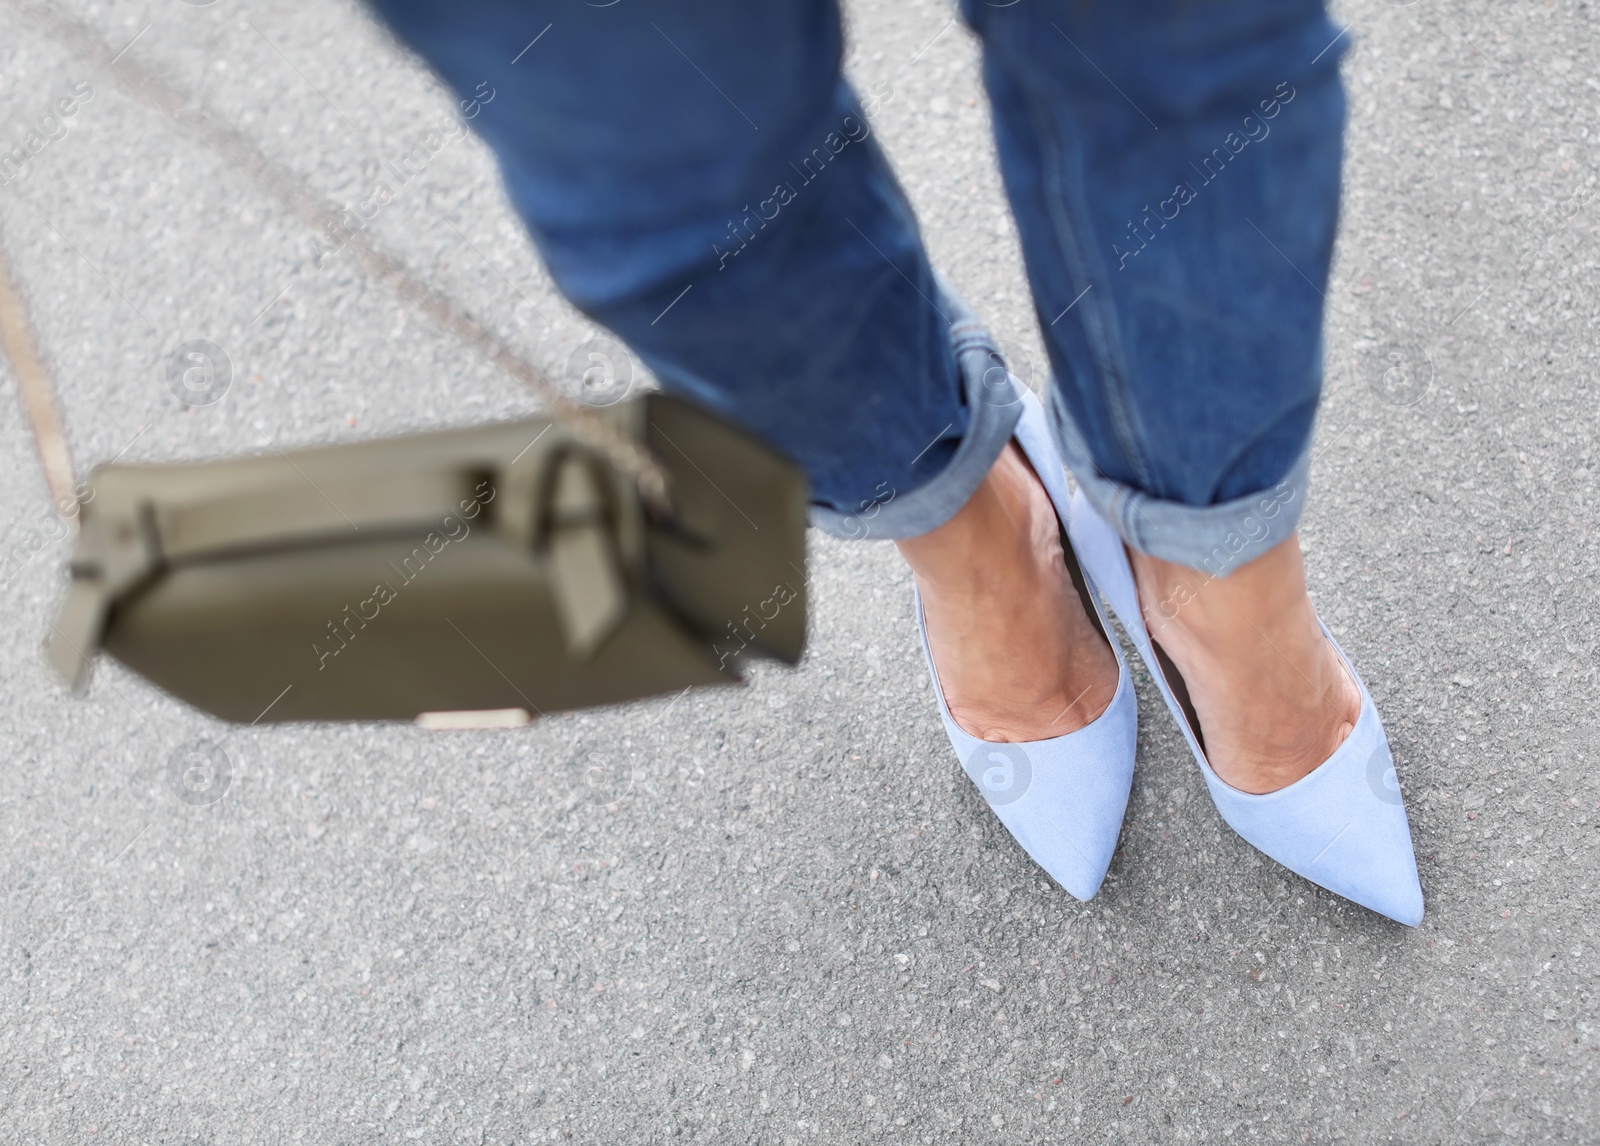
left=0, top=82, right=94, bottom=187
left=964, top=743, right=1032, bottom=807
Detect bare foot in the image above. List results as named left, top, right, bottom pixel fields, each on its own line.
left=896, top=444, right=1118, bottom=742
left=1128, top=536, right=1360, bottom=794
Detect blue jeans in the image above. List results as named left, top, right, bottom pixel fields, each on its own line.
left=368, top=0, right=1347, bottom=574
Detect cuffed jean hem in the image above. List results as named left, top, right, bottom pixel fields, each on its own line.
left=809, top=287, right=1023, bottom=542
left=1048, top=385, right=1312, bottom=579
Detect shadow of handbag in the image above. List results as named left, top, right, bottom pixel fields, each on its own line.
left=42, top=391, right=808, bottom=725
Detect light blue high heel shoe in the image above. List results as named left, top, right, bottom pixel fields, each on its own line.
left=1068, top=490, right=1425, bottom=926
left=915, top=391, right=1137, bottom=901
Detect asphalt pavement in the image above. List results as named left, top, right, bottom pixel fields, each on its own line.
left=0, top=0, right=1596, bottom=1142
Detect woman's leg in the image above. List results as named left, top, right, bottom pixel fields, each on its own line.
left=367, top=0, right=978, bottom=525
left=366, top=0, right=1116, bottom=740
left=964, top=0, right=1360, bottom=791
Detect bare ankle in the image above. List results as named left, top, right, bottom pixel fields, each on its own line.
left=1132, top=538, right=1309, bottom=641
left=1128, top=534, right=1359, bottom=792
left=897, top=444, right=1057, bottom=592
left=899, top=444, right=1118, bottom=742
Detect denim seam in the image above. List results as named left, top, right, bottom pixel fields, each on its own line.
left=1019, top=59, right=1159, bottom=501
